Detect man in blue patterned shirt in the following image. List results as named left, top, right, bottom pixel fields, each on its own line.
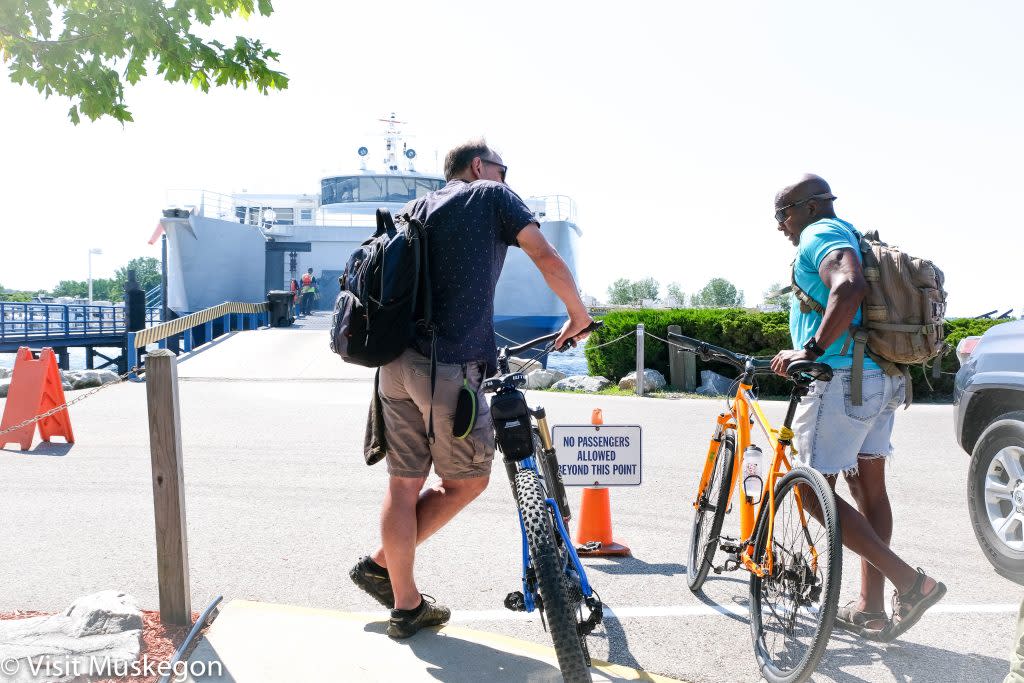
left=351, top=138, right=594, bottom=638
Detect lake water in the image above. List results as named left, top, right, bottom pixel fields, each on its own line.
left=0, top=347, right=122, bottom=371
left=545, top=338, right=589, bottom=376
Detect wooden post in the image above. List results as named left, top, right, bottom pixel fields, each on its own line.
left=668, top=325, right=684, bottom=388
left=667, top=325, right=697, bottom=392
left=683, top=348, right=697, bottom=392
left=144, top=349, right=192, bottom=625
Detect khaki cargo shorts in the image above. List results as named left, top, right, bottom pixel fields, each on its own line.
left=378, top=349, right=495, bottom=479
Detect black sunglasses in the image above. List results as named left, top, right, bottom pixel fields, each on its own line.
left=481, top=159, right=507, bottom=182
left=775, top=193, right=836, bottom=223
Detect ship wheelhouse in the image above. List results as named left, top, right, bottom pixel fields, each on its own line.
left=320, top=175, right=445, bottom=206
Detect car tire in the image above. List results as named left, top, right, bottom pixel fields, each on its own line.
left=968, top=411, right=1024, bottom=586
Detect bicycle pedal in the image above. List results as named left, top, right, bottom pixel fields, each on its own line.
left=503, top=591, right=526, bottom=612
left=718, top=553, right=741, bottom=573
left=719, top=537, right=743, bottom=554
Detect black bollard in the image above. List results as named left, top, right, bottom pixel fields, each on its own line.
left=124, top=270, right=146, bottom=373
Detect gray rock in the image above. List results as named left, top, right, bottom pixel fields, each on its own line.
left=0, top=591, right=142, bottom=682
left=62, top=381, right=73, bottom=392
left=72, top=370, right=103, bottom=390
left=0, top=378, right=9, bottom=398
left=618, top=369, right=667, bottom=392
left=64, top=591, right=143, bottom=637
left=696, top=369, right=735, bottom=396
left=0, top=367, right=11, bottom=379
left=96, top=370, right=119, bottom=385
left=507, top=356, right=535, bottom=374
left=526, top=369, right=566, bottom=390
left=552, top=375, right=611, bottom=393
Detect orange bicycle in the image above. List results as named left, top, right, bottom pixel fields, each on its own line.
left=670, top=332, right=842, bottom=683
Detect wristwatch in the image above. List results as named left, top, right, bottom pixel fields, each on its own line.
left=803, top=337, right=825, bottom=359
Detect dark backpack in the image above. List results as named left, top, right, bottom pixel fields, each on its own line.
left=329, top=208, right=432, bottom=367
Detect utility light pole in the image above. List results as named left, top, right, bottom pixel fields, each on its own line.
left=88, top=248, right=103, bottom=302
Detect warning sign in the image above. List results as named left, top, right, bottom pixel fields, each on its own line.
left=551, top=425, right=642, bottom=486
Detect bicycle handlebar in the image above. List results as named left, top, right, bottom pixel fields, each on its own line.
left=667, top=332, right=771, bottom=372
left=505, top=320, right=604, bottom=356
left=667, top=332, right=833, bottom=384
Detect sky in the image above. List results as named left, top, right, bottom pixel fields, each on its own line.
left=1, top=0, right=1022, bottom=318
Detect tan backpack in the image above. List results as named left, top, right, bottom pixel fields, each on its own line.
left=791, top=228, right=948, bottom=406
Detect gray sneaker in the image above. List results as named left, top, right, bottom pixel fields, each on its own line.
left=349, top=556, right=394, bottom=608
left=386, top=594, right=451, bottom=639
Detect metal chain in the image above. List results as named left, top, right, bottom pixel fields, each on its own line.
left=0, top=366, right=143, bottom=438
left=585, top=330, right=636, bottom=350
left=644, top=331, right=709, bottom=355
left=494, top=329, right=636, bottom=351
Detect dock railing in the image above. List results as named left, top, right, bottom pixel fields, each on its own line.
left=0, top=302, right=161, bottom=343
left=127, top=301, right=269, bottom=374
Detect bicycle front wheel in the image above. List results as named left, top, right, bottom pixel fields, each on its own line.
left=687, top=432, right=735, bottom=592
left=515, top=468, right=592, bottom=683
left=749, top=467, right=842, bottom=683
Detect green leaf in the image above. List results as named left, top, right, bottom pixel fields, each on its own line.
left=3, top=0, right=287, bottom=124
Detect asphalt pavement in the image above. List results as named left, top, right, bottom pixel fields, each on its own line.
left=0, top=325, right=1018, bottom=682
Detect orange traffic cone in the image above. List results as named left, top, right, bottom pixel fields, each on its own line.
left=575, top=408, right=630, bottom=556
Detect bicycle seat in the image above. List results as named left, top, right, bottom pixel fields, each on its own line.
left=787, top=360, right=833, bottom=385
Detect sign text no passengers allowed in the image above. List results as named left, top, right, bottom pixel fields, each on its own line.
left=552, top=425, right=642, bottom=486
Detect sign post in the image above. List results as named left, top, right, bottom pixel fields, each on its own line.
left=553, top=409, right=640, bottom=556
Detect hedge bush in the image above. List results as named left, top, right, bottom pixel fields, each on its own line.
left=585, top=309, right=1012, bottom=399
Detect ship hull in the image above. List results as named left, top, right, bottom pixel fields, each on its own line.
left=161, top=214, right=581, bottom=352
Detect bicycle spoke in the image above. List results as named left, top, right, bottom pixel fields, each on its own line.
left=754, top=475, right=837, bottom=678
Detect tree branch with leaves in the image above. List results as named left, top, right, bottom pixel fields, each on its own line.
left=0, top=0, right=288, bottom=124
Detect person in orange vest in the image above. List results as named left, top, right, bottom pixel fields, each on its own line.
left=300, top=268, right=317, bottom=316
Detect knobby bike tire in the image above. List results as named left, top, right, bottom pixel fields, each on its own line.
left=749, top=467, right=842, bottom=683
left=515, top=468, right=592, bottom=683
left=687, top=432, right=735, bottom=592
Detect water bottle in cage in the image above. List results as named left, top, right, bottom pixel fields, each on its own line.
left=742, top=444, right=764, bottom=504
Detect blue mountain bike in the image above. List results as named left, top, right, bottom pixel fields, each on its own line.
left=485, top=322, right=604, bottom=683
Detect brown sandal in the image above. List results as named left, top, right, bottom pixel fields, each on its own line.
left=880, top=568, right=947, bottom=642
left=836, top=601, right=888, bottom=638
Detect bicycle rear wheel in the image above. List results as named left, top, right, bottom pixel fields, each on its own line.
left=687, top=432, right=735, bottom=592
left=515, top=468, right=592, bottom=683
left=749, top=467, right=842, bottom=683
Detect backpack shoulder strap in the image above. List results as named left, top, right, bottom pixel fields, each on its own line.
left=790, top=260, right=826, bottom=315
left=401, top=212, right=438, bottom=443
left=375, top=208, right=395, bottom=237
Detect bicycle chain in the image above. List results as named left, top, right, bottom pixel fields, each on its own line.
left=0, top=366, right=143, bottom=438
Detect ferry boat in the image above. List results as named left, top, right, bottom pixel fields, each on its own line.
left=156, top=114, right=581, bottom=347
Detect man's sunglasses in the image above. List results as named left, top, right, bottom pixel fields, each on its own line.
left=775, top=193, right=836, bottom=223
left=482, top=159, right=507, bottom=182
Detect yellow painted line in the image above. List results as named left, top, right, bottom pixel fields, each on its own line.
left=226, top=601, right=684, bottom=682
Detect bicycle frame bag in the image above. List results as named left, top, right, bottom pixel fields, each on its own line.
left=491, top=390, right=533, bottom=461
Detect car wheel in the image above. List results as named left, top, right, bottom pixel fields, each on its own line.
left=969, top=411, right=1024, bottom=585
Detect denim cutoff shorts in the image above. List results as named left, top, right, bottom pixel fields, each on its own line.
left=791, top=368, right=905, bottom=477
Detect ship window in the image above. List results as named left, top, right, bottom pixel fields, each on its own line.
left=359, top=176, right=386, bottom=202
left=321, top=176, right=360, bottom=204
left=300, top=208, right=313, bottom=221
left=320, top=175, right=444, bottom=205
left=271, top=208, right=294, bottom=225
